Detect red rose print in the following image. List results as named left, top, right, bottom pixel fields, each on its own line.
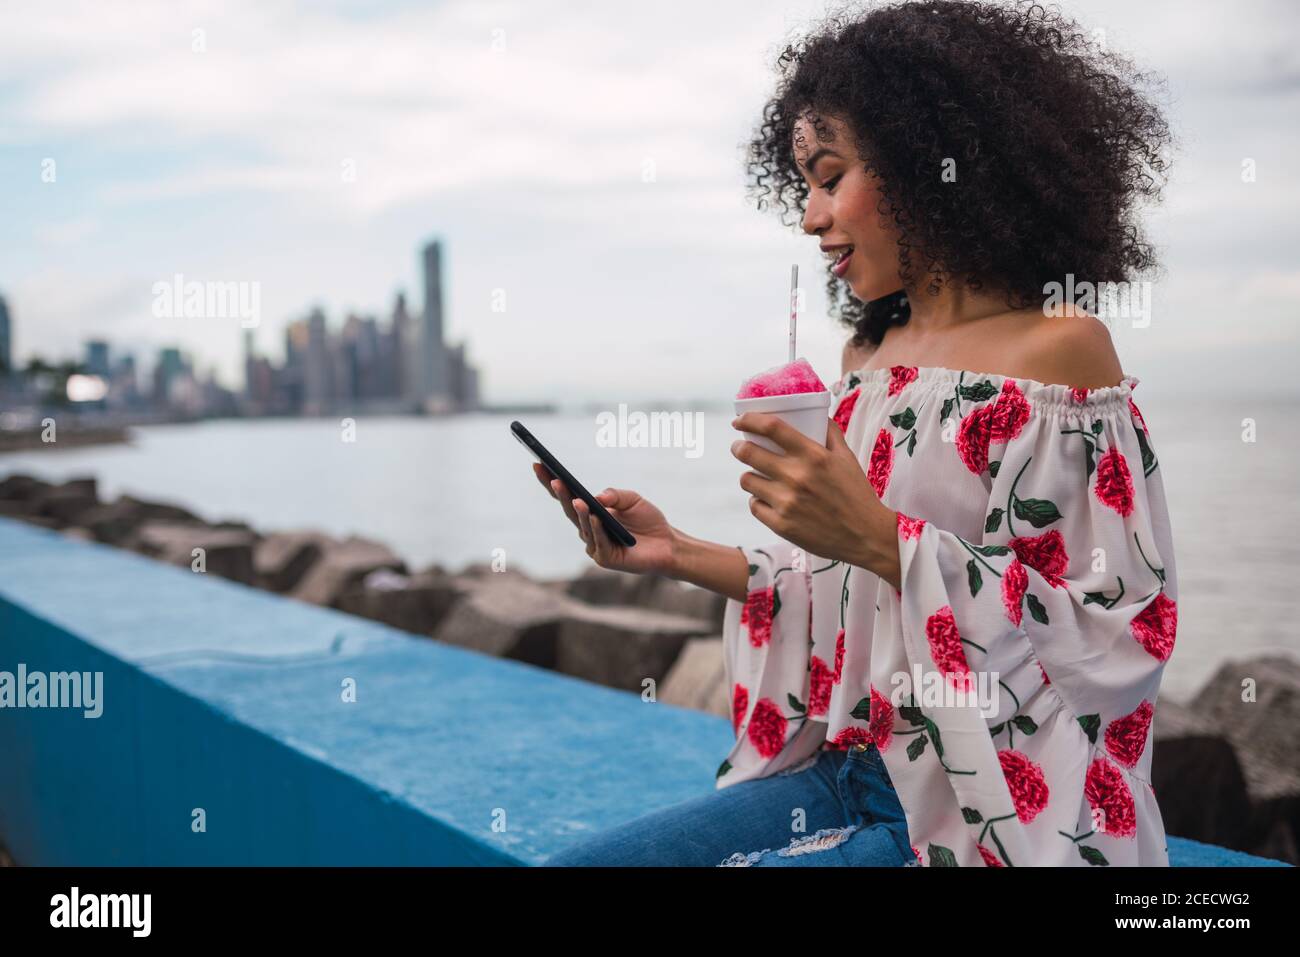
left=833, top=388, right=861, bottom=433
left=739, top=586, right=775, bottom=648
left=1094, top=446, right=1135, bottom=517
left=747, top=698, right=789, bottom=758
left=1039, top=661, right=1051, bottom=685
left=988, top=379, right=1031, bottom=444
left=731, top=683, right=749, bottom=735
left=867, top=428, right=894, bottom=498
left=977, top=843, right=1005, bottom=867
left=888, top=365, right=918, bottom=396
left=925, top=605, right=974, bottom=691
left=1130, top=592, right=1177, bottom=661
left=1071, top=387, right=1089, bottom=404
left=1129, top=397, right=1149, bottom=437
left=869, top=686, right=894, bottom=752
left=911, top=844, right=923, bottom=864
left=1009, top=529, right=1069, bottom=587
left=1105, top=699, right=1154, bottom=768
left=833, top=627, right=846, bottom=683
left=809, top=656, right=833, bottom=716
left=828, top=725, right=872, bottom=749
left=957, top=404, right=994, bottom=474
left=1002, top=558, right=1028, bottom=626
left=998, top=749, right=1050, bottom=823
left=897, top=511, right=927, bottom=541
left=1085, top=758, right=1137, bottom=838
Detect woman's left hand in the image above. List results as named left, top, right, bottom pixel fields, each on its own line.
left=730, top=412, right=894, bottom=572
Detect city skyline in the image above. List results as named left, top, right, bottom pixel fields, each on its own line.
left=2, top=1, right=1298, bottom=402
left=0, top=237, right=483, bottom=421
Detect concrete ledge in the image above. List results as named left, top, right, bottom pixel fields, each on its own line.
left=0, top=518, right=1288, bottom=867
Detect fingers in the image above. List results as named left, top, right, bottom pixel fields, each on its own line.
left=738, top=467, right=782, bottom=508
left=731, top=412, right=807, bottom=456
left=533, top=463, right=559, bottom=498
left=551, top=479, right=580, bottom=525
left=730, top=433, right=784, bottom=480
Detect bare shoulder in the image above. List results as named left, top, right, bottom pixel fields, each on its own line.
left=1012, top=308, right=1125, bottom=389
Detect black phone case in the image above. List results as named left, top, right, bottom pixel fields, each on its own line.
left=510, top=420, right=637, bottom=548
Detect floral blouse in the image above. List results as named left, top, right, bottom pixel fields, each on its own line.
left=718, top=364, right=1178, bottom=867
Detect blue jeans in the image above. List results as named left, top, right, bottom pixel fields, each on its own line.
left=542, top=743, right=916, bottom=867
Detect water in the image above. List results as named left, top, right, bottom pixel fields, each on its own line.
left=2, top=394, right=1297, bottom=702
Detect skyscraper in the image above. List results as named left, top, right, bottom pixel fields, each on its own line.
left=0, top=295, right=11, bottom=377
left=410, top=239, right=452, bottom=412
left=85, top=340, right=110, bottom=378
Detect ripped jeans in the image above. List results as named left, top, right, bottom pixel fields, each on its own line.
left=541, top=742, right=917, bottom=867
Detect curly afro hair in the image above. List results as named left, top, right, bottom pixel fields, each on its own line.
left=745, top=0, right=1174, bottom=347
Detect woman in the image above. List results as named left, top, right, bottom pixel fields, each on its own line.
left=541, top=0, right=1176, bottom=866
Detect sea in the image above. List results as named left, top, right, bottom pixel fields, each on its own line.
left=2, top=393, right=1297, bottom=703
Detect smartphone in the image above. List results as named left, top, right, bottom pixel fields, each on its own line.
left=510, top=420, right=637, bottom=548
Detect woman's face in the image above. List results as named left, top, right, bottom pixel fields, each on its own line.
left=793, top=113, right=902, bottom=302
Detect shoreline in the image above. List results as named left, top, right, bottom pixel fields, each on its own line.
left=0, top=470, right=1295, bottom=865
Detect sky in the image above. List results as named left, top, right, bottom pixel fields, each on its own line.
left=1, top=0, right=1297, bottom=404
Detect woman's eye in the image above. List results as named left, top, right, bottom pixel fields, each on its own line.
left=821, top=174, right=843, bottom=193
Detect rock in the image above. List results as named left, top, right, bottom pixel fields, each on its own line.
left=564, top=566, right=727, bottom=629
left=336, top=567, right=462, bottom=636
left=1152, top=697, right=1253, bottom=851
left=117, top=494, right=199, bottom=523
left=130, top=521, right=257, bottom=585
left=428, top=575, right=578, bottom=665
left=0, top=474, right=51, bottom=501
left=555, top=604, right=717, bottom=693
left=30, top=478, right=99, bottom=527
left=62, top=527, right=96, bottom=543
left=0, top=500, right=35, bottom=520
left=255, top=531, right=331, bottom=592
left=1189, top=655, right=1300, bottom=863
left=289, top=535, right=406, bottom=607
left=564, top=566, right=644, bottom=605
left=78, top=495, right=203, bottom=547
left=659, top=636, right=729, bottom=718
left=1193, top=656, right=1300, bottom=802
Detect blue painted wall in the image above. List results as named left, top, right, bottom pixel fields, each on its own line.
left=0, top=518, right=1288, bottom=866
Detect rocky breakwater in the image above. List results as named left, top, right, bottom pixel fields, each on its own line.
left=8, top=472, right=1288, bottom=863
left=0, top=472, right=729, bottom=704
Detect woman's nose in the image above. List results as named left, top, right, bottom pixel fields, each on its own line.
left=802, top=192, right=831, bottom=235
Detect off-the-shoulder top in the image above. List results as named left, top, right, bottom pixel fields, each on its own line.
left=718, top=364, right=1177, bottom=867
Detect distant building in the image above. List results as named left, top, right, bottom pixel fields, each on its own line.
left=0, top=295, right=11, bottom=378
left=153, top=347, right=188, bottom=407
left=405, top=239, right=480, bottom=413
left=84, top=340, right=110, bottom=379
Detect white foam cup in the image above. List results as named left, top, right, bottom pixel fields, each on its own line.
left=734, top=389, right=832, bottom=472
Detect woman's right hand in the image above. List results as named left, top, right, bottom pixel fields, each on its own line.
left=531, top=462, right=676, bottom=576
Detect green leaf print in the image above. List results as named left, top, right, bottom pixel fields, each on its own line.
left=967, top=559, right=983, bottom=597
left=1077, top=714, right=1100, bottom=744
left=1078, top=845, right=1109, bottom=866
left=889, top=407, right=917, bottom=430
left=1027, top=593, right=1049, bottom=624
left=907, top=735, right=928, bottom=761
left=928, top=843, right=960, bottom=866
left=1013, top=496, right=1063, bottom=528
left=985, top=507, right=1004, bottom=533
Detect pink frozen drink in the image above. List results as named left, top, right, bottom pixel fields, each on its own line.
left=734, top=357, right=832, bottom=460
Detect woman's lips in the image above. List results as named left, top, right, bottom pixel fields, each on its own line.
left=832, top=247, right=854, bottom=277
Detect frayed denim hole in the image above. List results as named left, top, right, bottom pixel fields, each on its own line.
left=775, top=824, right=861, bottom=857
left=718, top=848, right=769, bottom=867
